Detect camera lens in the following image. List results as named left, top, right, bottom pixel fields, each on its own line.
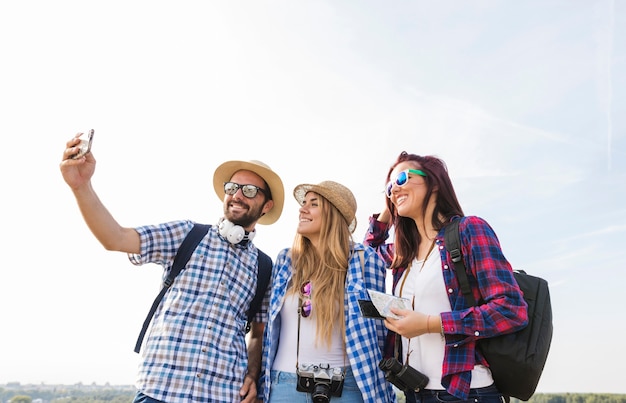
left=311, top=383, right=331, bottom=403
left=379, top=357, right=403, bottom=373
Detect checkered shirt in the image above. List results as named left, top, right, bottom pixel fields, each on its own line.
left=129, top=220, right=269, bottom=402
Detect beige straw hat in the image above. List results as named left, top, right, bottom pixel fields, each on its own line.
left=293, top=180, right=357, bottom=233
left=213, top=160, right=284, bottom=225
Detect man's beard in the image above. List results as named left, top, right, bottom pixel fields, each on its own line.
left=224, top=201, right=264, bottom=228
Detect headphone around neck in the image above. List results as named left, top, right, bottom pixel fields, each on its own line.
left=218, top=217, right=255, bottom=244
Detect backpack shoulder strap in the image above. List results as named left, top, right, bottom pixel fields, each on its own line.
left=245, top=248, right=272, bottom=333
left=357, top=248, right=365, bottom=279
left=134, top=223, right=210, bottom=353
left=165, top=224, right=211, bottom=286
left=444, top=218, right=477, bottom=306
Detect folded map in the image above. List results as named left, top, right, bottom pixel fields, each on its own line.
left=366, top=289, right=411, bottom=319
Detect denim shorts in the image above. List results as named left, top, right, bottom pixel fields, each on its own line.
left=269, top=366, right=363, bottom=403
left=404, top=384, right=504, bottom=403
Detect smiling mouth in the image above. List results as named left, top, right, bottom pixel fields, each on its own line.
left=229, top=202, right=248, bottom=211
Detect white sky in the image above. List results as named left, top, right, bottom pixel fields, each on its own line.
left=1, top=0, right=625, bottom=394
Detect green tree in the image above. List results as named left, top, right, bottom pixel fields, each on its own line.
left=9, top=395, right=33, bottom=403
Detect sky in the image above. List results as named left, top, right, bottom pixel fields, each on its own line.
left=1, top=0, right=625, bottom=395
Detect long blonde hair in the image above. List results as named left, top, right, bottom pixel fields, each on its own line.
left=289, top=195, right=353, bottom=348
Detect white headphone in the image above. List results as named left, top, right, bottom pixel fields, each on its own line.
left=218, top=217, right=255, bottom=244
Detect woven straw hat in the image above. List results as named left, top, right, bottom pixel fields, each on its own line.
left=213, top=160, right=284, bottom=225
left=293, top=180, right=357, bottom=233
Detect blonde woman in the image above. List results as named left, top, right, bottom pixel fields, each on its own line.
left=259, top=181, right=396, bottom=403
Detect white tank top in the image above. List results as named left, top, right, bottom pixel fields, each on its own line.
left=272, top=292, right=345, bottom=372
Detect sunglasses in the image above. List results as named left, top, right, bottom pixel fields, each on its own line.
left=299, top=281, right=312, bottom=318
left=224, top=182, right=267, bottom=199
left=385, top=169, right=427, bottom=198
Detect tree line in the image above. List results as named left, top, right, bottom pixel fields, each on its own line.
left=0, top=387, right=134, bottom=403
left=513, top=395, right=626, bottom=403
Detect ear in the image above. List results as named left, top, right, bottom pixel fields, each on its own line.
left=262, top=199, right=274, bottom=216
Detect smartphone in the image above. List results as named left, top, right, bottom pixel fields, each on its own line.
left=71, top=129, right=94, bottom=159
left=358, top=299, right=385, bottom=319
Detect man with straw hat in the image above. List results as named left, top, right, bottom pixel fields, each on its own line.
left=60, top=132, right=284, bottom=403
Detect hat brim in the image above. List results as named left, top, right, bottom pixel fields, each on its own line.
left=213, top=160, right=284, bottom=225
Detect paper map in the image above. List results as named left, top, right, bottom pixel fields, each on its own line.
left=366, top=289, right=411, bottom=319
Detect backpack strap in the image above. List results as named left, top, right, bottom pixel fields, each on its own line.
left=444, top=218, right=477, bottom=306
left=245, top=248, right=272, bottom=333
left=445, top=218, right=524, bottom=403
left=357, top=249, right=365, bottom=280
left=134, top=223, right=210, bottom=353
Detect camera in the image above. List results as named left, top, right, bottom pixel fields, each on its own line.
left=379, top=357, right=429, bottom=392
left=296, top=363, right=345, bottom=403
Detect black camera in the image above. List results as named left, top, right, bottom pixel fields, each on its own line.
left=296, top=363, right=345, bottom=403
left=379, top=357, right=429, bottom=392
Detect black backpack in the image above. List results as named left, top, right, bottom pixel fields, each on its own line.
left=444, top=218, right=553, bottom=401
left=134, top=223, right=272, bottom=353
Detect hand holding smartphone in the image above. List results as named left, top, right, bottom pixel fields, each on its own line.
left=71, top=129, right=94, bottom=159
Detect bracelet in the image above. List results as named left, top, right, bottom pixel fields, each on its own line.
left=440, top=316, right=445, bottom=339
left=426, top=315, right=431, bottom=334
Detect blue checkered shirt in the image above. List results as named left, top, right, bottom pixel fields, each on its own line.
left=259, top=243, right=396, bottom=403
left=129, top=220, right=269, bottom=402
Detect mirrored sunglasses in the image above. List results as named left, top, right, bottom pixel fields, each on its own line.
left=385, top=169, right=427, bottom=198
left=299, top=281, right=312, bottom=318
left=223, top=182, right=267, bottom=199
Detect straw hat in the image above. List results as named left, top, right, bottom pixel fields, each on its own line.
left=213, top=160, right=284, bottom=225
left=293, top=180, right=357, bottom=233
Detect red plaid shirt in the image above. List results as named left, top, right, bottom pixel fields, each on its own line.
left=364, top=215, right=528, bottom=399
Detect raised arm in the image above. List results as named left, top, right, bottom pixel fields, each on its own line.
left=363, top=202, right=395, bottom=265
left=59, top=133, right=140, bottom=254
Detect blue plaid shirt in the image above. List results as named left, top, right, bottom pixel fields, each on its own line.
left=259, top=243, right=396, bottom=403
left=129, top=220, right=269, bottom=403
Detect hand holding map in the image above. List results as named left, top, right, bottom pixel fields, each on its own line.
left=358, top=289, right=411, bottom=319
